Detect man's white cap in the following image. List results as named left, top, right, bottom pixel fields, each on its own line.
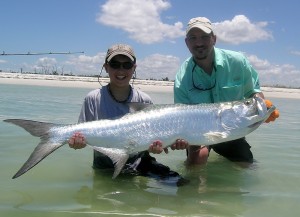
left=186, top=17, right=213, bottom=35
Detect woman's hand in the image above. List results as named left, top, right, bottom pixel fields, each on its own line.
left=68, top=132, right=87, bottom=150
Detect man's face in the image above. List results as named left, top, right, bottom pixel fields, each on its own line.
left=185, top=28, right=216, bottom=61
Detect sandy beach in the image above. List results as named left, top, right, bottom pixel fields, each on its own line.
left=0, top=72, right=174, bottom=93
left=0, top=72, right=299, bottom=98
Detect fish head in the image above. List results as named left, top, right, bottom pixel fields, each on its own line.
left=220, top=96, right=276, bottom=132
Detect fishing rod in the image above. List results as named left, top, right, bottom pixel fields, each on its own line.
left=1, top=51, right=84, bottom=56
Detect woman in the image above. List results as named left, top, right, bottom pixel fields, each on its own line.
left=68, top=44, right=183, bottom=180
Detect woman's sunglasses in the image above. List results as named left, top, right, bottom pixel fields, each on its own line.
left=108, top=61, right=134, bottom=70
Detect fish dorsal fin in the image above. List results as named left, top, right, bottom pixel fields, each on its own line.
left=88, top=145, right=129, bottom=179
left=127, top=102, right=152, bottom=112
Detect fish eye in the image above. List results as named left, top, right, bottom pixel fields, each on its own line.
left=244, top=99, right=253, bottom=106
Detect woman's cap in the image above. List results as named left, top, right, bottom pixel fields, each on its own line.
left=186, top=17, right=213, bottom=35
left=105, top=44, right=136, bottom=63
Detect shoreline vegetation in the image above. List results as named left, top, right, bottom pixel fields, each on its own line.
left=1, top=72, right=300, bottom=98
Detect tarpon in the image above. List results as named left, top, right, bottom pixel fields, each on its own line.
left=4, top=96, right=275, bottom=179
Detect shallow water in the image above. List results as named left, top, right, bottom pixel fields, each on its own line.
left=0, top=83, right=299, bottom=217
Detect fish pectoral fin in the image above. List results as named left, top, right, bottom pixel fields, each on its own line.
left=89, top=146, right=129, bottom=179
left=221, top=122, right=236, bottom=131
left=204, top=131, right=228, bottom=142
left=112, top=154, right=129, bottom=179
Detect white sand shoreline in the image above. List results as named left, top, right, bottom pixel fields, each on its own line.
left=1, top=72, right=299, bottom=98
left=0, top=72, right=173, bottom=93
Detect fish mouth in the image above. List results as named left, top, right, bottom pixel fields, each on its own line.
left=248, top=120, right=263, bottom=129
left=247, top=100, right=276, bottom=129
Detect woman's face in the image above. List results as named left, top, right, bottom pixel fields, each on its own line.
left=105, top=55, right=136, bottom=87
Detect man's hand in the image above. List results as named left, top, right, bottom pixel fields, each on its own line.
left=148, top=139, right=189, bottom=154
left=68, top=132, right=87, bottom=150
left=170, top=139, right=189, bottom=151
left=148, top=140, right=167, bottom=154
left=265, top=99, right=280, bottom=123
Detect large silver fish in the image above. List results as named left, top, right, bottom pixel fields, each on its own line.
left=4, top=96, right=275, bottom=179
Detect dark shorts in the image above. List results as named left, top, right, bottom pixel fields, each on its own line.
left=210, top=137, right=253, bottom=163
left=93, top=151, right=189, bottom=186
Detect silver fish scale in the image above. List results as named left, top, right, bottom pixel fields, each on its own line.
left=52, top=99, right=264, bottom=154
left=84, top=103, right=223, bottom=153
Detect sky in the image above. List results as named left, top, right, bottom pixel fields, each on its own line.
left=1, top=0, right=300, bottom=88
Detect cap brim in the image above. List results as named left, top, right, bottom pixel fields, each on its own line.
left=106, top=52, right=135, bottom=62
left=186, top=25, right=212, bottom=35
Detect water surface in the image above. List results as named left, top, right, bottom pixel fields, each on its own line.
left=0, top=83, right=299, bottom=217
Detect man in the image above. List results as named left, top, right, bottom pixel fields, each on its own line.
left=173, top=17, right=279, bottom=165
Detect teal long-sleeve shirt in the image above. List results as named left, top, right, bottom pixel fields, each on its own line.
left=174, top=47, right=262, bottom=104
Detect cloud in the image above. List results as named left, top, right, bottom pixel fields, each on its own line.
left=214, top=15, right=273, bottom=45
left=97, top=3, right=272, bottom=46
left=290, top=50, right=300, bottom=56
left=64, top=53, right=105, bottom=75
left=28, top=57, right=58, bottom=73
left=96, top=0, right=185, bottom=44
left=63, top=52, right=180, bottom=80
left=246, top=54, right=300, bottom=87
left=137, top=53, right=180, bottom=80
left=36, top=57, right=57, bottom=66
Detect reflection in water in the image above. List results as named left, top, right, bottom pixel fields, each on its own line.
left=75, top=169, right=185, bottom=213
left=73, top=158, right=250, bottom=216
left=13, top=191, right=34, bottom=209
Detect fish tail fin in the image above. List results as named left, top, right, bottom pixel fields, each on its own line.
left=4, top=119, right=55, bottom=136
left=4, top=119, right=65, bottom=179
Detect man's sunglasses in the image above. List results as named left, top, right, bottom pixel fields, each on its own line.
left=108, top=61, right=134, bottom=70
left=190, top=61, right=216, bottom=91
